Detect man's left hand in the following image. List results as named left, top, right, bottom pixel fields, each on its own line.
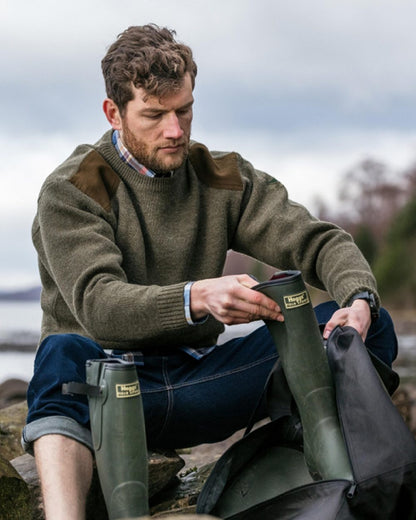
left=323, top=299, right=371, bottom=341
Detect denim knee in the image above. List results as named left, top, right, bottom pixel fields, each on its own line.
left=26, top=334, right=106, bottom=426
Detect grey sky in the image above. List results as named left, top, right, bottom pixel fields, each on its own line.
left=1, top=0, right=416, bottom=289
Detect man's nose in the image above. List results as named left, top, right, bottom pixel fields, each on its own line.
left=163, top=113, right=184, bottom=139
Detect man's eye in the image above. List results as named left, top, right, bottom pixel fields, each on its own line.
left=145, top=113, right=162, bottom=120
left=178, top=108, right=192, bottom=116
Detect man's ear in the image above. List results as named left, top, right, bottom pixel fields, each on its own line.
left=103, top=98, right=122, bottom=130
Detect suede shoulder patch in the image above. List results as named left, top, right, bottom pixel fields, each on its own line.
left=189, top=142, right=243, bottom=190
left=70, top=150, right=120, bottom=211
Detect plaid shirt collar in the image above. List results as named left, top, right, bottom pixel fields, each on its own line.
left=112, top=130, right=172, bottom=178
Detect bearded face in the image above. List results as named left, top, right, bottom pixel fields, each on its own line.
left=117, top=74, right=194, bottom=174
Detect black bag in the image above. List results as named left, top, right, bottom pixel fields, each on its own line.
left=197, top=326, right=416, bottom=519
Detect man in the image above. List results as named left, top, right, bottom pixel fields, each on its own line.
left=23, top=24, right=397, bottom=519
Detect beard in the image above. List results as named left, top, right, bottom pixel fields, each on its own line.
left=121, top=124, right=190, bottom=175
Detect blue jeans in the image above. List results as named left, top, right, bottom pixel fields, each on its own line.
left=23, top=303, right=397, bottom=452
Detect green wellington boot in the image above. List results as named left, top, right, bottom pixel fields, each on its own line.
left=254, top=271, right=353, bottom=482
left=86, top=358, right=149, bottom=520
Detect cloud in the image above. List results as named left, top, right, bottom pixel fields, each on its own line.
left=196, top=127, right=416, bottom=207
left=1, top=0, right=416, bottom=288
left=3, top=0, right=416, bottom=135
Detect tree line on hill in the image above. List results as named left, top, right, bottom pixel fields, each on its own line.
left=315, top=156, right=416, bottom=309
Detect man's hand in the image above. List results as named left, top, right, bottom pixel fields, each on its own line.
left=323, top=299, right=371, bottom=341
left=190, top=274, right=284, bottom=325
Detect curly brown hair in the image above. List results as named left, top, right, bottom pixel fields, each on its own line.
left=101, top=24, right=197, bottom=115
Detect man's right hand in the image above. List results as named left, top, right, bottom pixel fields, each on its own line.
left=190, top=274, right=284, bottom=325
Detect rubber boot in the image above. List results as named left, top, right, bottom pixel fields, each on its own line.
left=254, top=270, right=353, bottom=481
left=86, top=358, right=149, bottom=519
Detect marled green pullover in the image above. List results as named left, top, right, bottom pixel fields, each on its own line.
left=32, top=130, right=378, bottom=351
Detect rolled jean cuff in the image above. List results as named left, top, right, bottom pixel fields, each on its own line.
left=21, top=416, right=93, bottom=455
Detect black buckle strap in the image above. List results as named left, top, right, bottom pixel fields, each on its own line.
left=62, top=381, right=101, bottom=397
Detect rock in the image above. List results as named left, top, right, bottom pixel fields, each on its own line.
left=2, top=387, right=416, bottom=518
left=8, top=454, right=216, bottom=519
left=148, top=450, right=185, bottom=497
left=154, top=513, right=220, bottom=520
left=150, top=463, right=215, bottom=517
left=0, top=400, right=189, bottom=518
left=117, top=517, right=219, bottom=519
left=9, top=449, right=185, bottom=519
left=0, top=455, right=33, bottom=519
left=0, top=378, right=28, bottom=409
left=10, top=449, right=184, bottom=498
left=0, top=401, right=185, bottom=495
left=0, top=400, right=27, bottom=460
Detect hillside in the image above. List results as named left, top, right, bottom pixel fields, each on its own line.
left=0, top=286, right=41, bottom=302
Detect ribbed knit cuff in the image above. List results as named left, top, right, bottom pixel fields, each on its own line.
left=337, top=281, right=380, bottom=309
left=157, top=283, right=189, bottom=330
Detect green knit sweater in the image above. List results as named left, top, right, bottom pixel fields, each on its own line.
left=32, top=130, right=378, bottom=350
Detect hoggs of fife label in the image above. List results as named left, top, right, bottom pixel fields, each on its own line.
left=116, top=381, right=140, bottom=398
left=284, top=290, right=310, bottom=309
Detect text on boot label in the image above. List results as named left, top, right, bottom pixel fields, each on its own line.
left=115, top=382, right=140, bottom=398
left=284, top=291, right=310, bottom=309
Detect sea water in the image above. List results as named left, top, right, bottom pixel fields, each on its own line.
left=0, top=301, right=42, bottom=338
left=0, top=301, right=41, bottom=383
left=0, top=301, right=415, bottom=384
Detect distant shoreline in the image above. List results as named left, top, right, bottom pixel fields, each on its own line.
left=0, top=342, right=38, bottom=352
left=0, top=308, right=414, bottom=353
left=0, top=286, right=41, bottom=302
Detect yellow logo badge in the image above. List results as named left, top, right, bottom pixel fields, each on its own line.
left=115, top=382, right=140, bottom=398
left=284, top=291, right=310, bottom=309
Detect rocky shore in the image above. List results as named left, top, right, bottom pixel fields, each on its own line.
left=0, top=399, right=226, bottom=519
left=0, top=379, right=415, bottom=518
left=0, top=315, right=415, bottom=518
